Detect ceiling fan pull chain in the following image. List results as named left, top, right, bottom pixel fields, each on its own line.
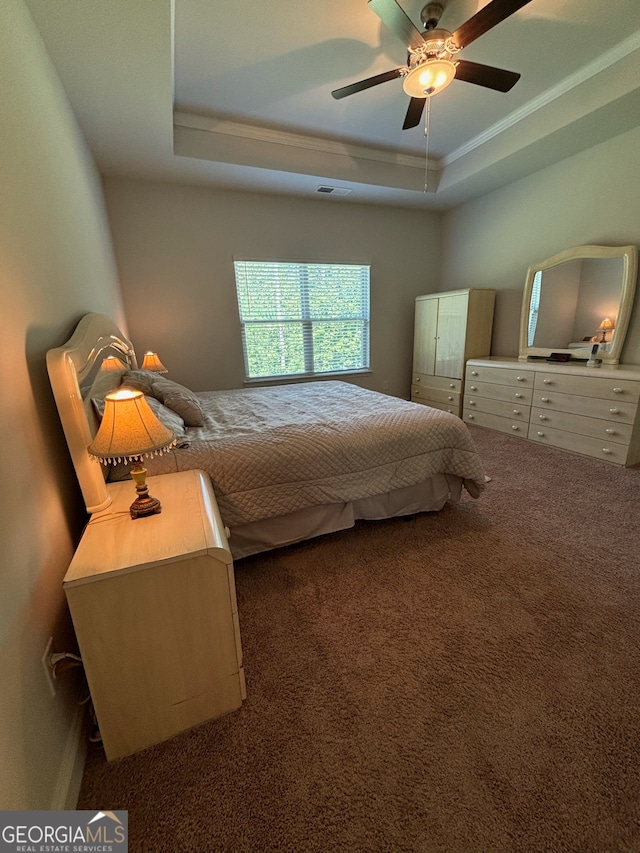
left=424, top=96, right=431, bottom=193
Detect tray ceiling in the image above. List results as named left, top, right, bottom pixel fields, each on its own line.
left=26, top=0, right=640, bottom=209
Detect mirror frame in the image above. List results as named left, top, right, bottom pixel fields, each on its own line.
left=518, top=244, right=638, bottom=365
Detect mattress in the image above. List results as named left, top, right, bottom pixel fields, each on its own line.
left=141, top=381, right=486, bottom=528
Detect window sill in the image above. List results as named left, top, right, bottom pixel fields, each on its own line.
left=243, top=369, right=372, bottom=387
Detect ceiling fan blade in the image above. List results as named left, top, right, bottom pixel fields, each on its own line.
left=450, top=0, right=534, bottom=50
left=402, top=97, right=426, bottom=130
left=331, top=68, right=403, bottom=100
left=454, top=59, right=520, bottom=92
left=368, top=0, right=425, bottom=51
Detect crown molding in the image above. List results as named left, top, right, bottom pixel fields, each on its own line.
left=173, top=110, right=440, bottom=171
left=443, top=29, right=640, bottom=167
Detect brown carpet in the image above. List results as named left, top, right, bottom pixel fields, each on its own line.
left=77, top=426, right=640, bottom=853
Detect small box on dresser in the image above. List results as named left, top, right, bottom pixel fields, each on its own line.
left=63, top=468, right=245, bottom=761
left=463, top=357, right=640, bottom=466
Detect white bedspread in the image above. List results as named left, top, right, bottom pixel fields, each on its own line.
left=142, top=381, right=486, bottom=526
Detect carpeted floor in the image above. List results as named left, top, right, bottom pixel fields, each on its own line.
left=77, top=426, right=640, bottom=853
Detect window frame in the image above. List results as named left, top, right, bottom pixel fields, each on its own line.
left=233, top=259, right=371, bottom=383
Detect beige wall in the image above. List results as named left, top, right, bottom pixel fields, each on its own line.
left=440, top=125, right=640, bottom=364
left=0, top=0, right=124, bottom=808
left=103, top=179, right=442, bottom=399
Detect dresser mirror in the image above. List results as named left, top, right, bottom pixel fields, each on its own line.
left=518, top=244, right=638, bottom=365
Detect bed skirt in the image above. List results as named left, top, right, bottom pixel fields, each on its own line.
left=229, top=473, right=463, bottom=559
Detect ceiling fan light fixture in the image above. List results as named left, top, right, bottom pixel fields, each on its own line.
left=402, top=59, right=456, bottom=98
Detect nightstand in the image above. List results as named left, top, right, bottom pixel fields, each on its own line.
left=63, top=468, right=245, bottom=761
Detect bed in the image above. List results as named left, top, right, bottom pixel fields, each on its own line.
left=47, top=313, right=487, bottom=559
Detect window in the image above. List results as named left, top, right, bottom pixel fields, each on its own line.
left=234, top=261, right=370, bottom=380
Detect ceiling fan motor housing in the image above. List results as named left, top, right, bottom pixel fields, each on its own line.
left=409, top=28, right=455, bottom=67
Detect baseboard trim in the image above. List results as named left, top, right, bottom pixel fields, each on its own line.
left=50, top=703, right=87, bottom=810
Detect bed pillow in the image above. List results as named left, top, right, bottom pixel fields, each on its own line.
left=149, top=376, right=205, bottom=427
left=91, top=394, right=190, bottom=447
left=120, top=369, right=158, bottom=397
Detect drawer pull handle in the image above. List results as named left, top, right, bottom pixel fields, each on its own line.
left=537, top=431, right=544, bottom=437
left=543, top=379, right=552, bottom=385
left=602, top=448, right=612, bottom=455
left=468, top=414, right=475, bottom=420
left=471, top=371, right=478, bottom=376
left=449, top=383, right=455, bottom=389
left=538, top=414, right=547, bottom=420
left=468, top=400, right=476, bottom=406
left=513, top=409, right=520, bottom=415
left=605, top=428, right=616, bottom=435
left=609, top=408, right=620, bottom=414
left=516, top=376, right=525, bottom=382
left=541, top=397, right=549, bottom=402
left=612, top=387, right=622, bottom=394
left=415, top=376, right=420, bottom=382
left=511, top=425, right=519, bottom=431
left=470, top=385, right=477, bottom=391
left=447, top=396, right=453, bottom=401
left=514, top=393, right=524, bottom=399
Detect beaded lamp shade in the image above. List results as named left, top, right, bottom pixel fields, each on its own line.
left=88, top=389, right=176, bottom=518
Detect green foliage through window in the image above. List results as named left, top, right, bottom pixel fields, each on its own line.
left=234, top=261, right=370, bottom=379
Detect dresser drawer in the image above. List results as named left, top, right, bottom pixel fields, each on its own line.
left=528, top=424, right=629, bottom=464
left=464, top=396, right=530, bottom=421
left=466, top=365, right=534, bottom=387
left=413, top=395, right=460, bottom=415
left=533, top=390, right=637, bottom=422
left=413, top=373, right=462, bottom=393
left=534, top=372, right=640, bottom=402
left=531, top=407, right=632, bottom=445
left=463, top=409, right=528, bottom=437
left=412, top=384, right=460, bottom=407
left=465, top=379, right=533, bottom=406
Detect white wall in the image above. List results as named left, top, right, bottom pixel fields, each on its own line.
left=439, top=125, right=640, bottom=364
left=0, top=0, right=124, bottom=809
left=103, top=179, right=442, bottom=399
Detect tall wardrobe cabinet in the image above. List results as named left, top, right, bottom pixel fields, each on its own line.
left=411, top=288, right=495, bottom=416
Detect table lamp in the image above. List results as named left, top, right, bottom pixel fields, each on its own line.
left=141, top=351, right=168, bottom=373
left=100, top=356, right=127, bottom=372
left=88, top=389, right=176, bottom=518
left=598, top=317, right=614, bottom=346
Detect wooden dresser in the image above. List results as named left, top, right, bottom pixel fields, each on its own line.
left=411, top=288, right=495, bottom=416
left=64, top=469, right=245, bottom=760
left=463, top=357, right=640, bottom=466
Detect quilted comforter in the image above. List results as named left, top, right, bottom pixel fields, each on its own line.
left=143, top=381, right=486, bottom=526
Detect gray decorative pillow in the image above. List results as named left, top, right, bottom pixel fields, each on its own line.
left=150, top=376, right=205, bottom=427
left=121, top=369, right=158, bottom=397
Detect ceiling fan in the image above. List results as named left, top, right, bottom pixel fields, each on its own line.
left=332, top=0, right=534, bottom=129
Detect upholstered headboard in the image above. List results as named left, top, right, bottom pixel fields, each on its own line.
left=46, top=313, right=137, bottom=513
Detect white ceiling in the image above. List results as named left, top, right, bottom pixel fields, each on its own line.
left=26, top=0, right=640, bottom=210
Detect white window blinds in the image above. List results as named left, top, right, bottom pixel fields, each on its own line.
left=234, top=261, right=370, bottom=380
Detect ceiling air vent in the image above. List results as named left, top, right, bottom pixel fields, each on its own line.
left=315, top=186, right=351, bottom=196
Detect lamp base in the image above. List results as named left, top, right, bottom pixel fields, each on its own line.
left=129, top=465, right=162, bottom=519
left=130, top=493, right=162, bottom=519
